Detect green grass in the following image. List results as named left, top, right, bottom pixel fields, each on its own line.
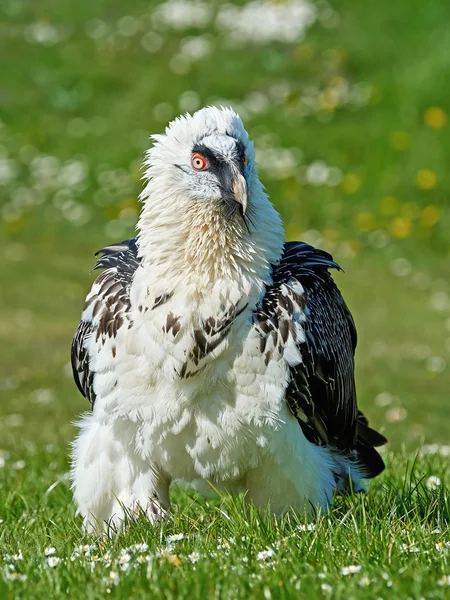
left=1, top=0, right=450, bottom=597
left=0, top=452, right=449, bottom=598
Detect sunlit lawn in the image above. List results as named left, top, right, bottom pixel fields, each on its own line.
left=1, top=0, right=449, bottom=597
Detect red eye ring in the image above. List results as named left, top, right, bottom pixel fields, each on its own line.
left=192, top=153, right=207, bottom=170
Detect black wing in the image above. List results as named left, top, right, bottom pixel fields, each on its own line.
left=71, top=238, right=140, bottom=408
left=255, top=241, right=386, bottom=478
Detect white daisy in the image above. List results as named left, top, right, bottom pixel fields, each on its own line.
left=6, top=571, right=27, bottom=582
left=167, top=533, right=184, bottom=542
left=188, top=551, right=200, bottom=563
left=119, top=552, right=131, bottom=565
left=47, top=556, right=60, bottom=568
left=426, top=476, right=441, bottom=490
left=400, top=543, right=420, bottom=553
left=256, top=548, right=275, bottom=561
left=44, top=547, right=56, bottom=557
left=438, top=575, right=450, bottom=586
left=105, top=571, right=119, bottom=585
left=435, top=542, right=450, bottom=552
left=298, top=523, right=316, bottom=532
left=341, top=565, right=361, bottom=575
left=157, top=545, right=174, bottom=557
left=217, top=540, right=231, bottom=551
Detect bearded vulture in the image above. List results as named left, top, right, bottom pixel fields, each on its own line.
left=71, top=106, right=386, bottom=532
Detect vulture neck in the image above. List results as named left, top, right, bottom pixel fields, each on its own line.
left=136, top=194, right=282, bottom=295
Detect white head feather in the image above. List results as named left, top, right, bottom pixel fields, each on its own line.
left=137, top=106, right=284, bottom=291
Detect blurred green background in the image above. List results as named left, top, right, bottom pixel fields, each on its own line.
left=1, top=0, right=449, bottom=464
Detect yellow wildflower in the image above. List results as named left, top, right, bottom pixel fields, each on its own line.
left=424, top=107, right=447, bottom=129
left=318, top=89, right=339, bottom=112
left=421, top=205, right=441, bottom=226
left=416, top=170, right=437, bottom=190
left=390, top=217, right=412, bottom=238
left=341, top=173, right=361, bottom=194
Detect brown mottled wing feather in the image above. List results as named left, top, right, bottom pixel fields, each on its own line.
left=255, top=241, right=386, bottom=478
left=186, top=302, right=248, bottom=372
left=71, top=320, right=96, bottom=405
left=71, top=239, right=140, bottom=408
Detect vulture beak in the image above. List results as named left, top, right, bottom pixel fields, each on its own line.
left=232, top=171, right=248, bottom=216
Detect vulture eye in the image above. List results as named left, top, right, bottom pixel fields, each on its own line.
left=192, top=153, right=208, bottom=170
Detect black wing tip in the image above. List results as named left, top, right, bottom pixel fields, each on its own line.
left=95, top=238, right=138, bottom=257
left=357, top=441, right=386, bottom=478
left=93, top=238, right=139, bottom=271
left=357, top=418, right=388, bottom=448
left=356, top=420, right=388, bottom=478
left=283, top=241, right=342, bottom=273
left=367, top=429, right=388, bottom=448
